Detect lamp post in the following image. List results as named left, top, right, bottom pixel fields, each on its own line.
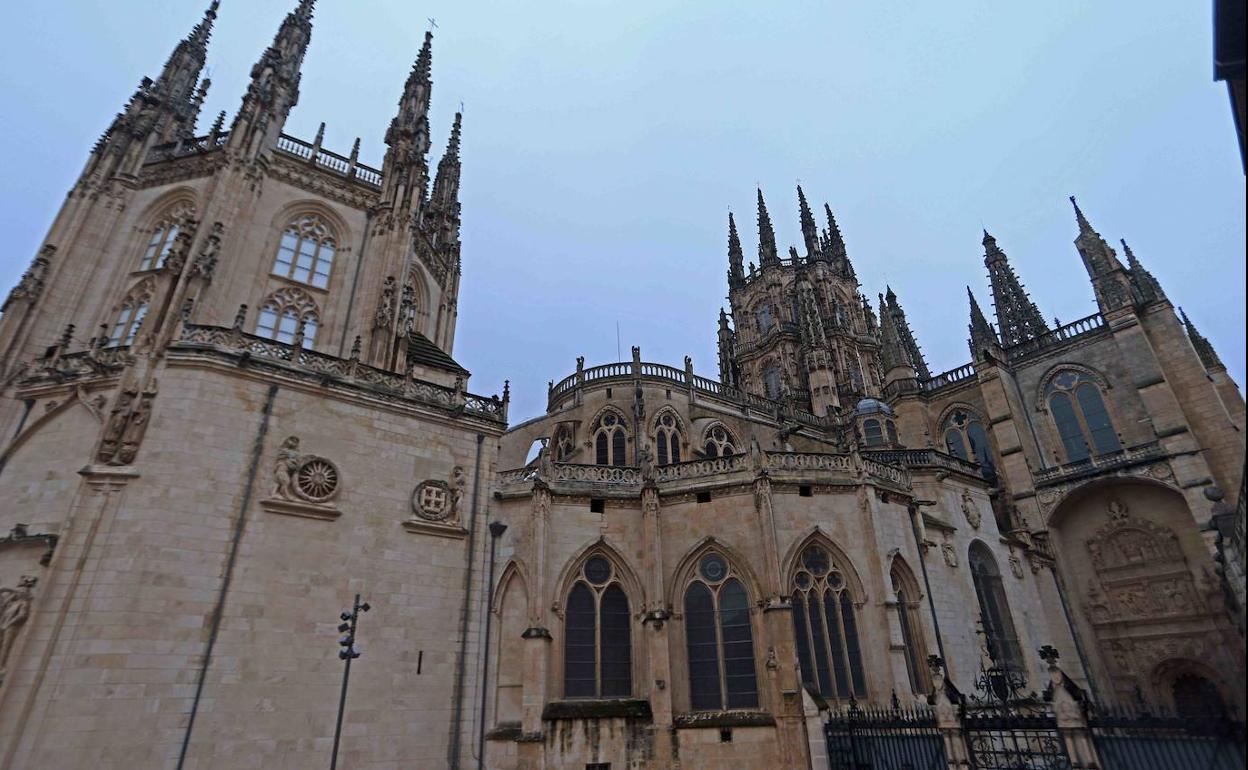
left=330, top=593, right=370, bottom=770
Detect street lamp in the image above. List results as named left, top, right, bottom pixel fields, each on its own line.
left=330, top=593, right=370, bottom=770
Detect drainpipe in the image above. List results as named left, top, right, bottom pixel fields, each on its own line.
left=448, top=433, right=486, bottom=768
left=908, top=500, right=948, bottom=664
left=478, top=521, right=508, bottom=769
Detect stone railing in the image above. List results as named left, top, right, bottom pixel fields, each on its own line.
left=865, top=448, right=985, bottom=479
left=1005, top=312, right=1106, bottom=362
left=145, top=132, right=230, bottom=164
left=764, top=452, right=854, bottom=473
left=19, top=346, right=132, bottom=385
left=173, top=323, right=506, bottom=423
left=655, top=454, right=747, bottom=481
left=1032, top=441, right=1165, bottom=485
left=274, top=134, right=384, bottom=190
left=860, top=456, right=911, bottom=488
left=922, top=362, right=977, bottom=392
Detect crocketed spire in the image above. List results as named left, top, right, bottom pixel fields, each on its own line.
left=823, top=203, right=853, bottom=278
left=983, top=229, right=1048, bottom=346
left=1121, top=239, right=1166, bottom=305
left=1180, top=308, right=1225, bottom=372
left=381, top=30, right=436, bottom=213
left=967, top=287, right=999, bottom=360
left=797, top=185, right=820, bottom=260
left=757, top=189, right=779, bottom=266
left=727, top=212, right=745, bottom=288
left=228, top=0, right=317, bottom=159
left=884, top=287, right=930, bottom=378
left=878, top=291, right=912, bottom=374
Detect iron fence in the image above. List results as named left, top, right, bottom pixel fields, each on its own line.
left=824, top=704, right=948, bottom=770
left=1090, top=708, right=1245, bottom=770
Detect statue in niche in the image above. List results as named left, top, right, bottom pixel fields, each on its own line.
left=0, top=576, right=37, bottom=679
left=273, top=436, right=302, bottom=500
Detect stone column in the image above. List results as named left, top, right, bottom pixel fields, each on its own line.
left=517, top=483, right=553, bottom=766
left=640, top=484, right=675, bottom=765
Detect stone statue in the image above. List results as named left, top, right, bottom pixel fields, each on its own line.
left=961, top=489, right=982, bottom=530
left=97, top=387, right=137, bottom=464
left=273, top=436, right=302, bottom=499
left=638, top=445, right=655, bottom=482
left=0, top=576, right=37, bottom=678
left=536, top=441, right=555, bottom=481
left=449, top=466, right=467, bottom=519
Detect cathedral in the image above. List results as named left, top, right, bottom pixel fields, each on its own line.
left=0, top=3, right=1243, bottom=769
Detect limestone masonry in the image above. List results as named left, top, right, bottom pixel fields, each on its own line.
left=0, top=2, right=1243, bottom=769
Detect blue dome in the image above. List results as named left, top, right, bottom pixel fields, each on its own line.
left=854, top=398, right=893, bottom=417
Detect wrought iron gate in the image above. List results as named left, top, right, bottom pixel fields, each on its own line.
left=824, top=702, right=948, bottom=770
left=961, top=661, right=1071, bottom=770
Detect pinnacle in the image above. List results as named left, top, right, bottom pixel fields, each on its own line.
left=1070, top=195, right=1093, bottom=233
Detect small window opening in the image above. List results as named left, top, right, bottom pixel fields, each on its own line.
left=666, top=389, right=672, bottom=399
left=719, top=728, right=733, bottom=743
left=605, top=387, right=613, bottom=398
left=590, top=499, right=606, bottom=514
left=587, top=764, right=611, bottom=770
left=696, top=491, right=712, bottom=504
left=799, top=485, right=813, bottom=497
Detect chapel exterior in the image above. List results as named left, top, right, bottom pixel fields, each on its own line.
left=0, top=3, right=1244, bottom=770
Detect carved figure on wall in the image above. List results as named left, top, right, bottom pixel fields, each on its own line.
left=189, top=222, right=224, bottom=281
left=115, top=379, right=158, bottom=465
left=449, top=466, right=467, bottom=518
left=273, top=436, right=302, bottom=500
left=961, top=489, right=982, bottom=530
left=941, top=535, right=958, bottom=568
left=1107, top=499, right=1128, bottom=522
left=98, top=387, right=137, bottom=462
left=638, top=444, right=655, bottom=482
left=0, top=576, right=37, bottom=679
left=374, top=276, right=396, bottom=329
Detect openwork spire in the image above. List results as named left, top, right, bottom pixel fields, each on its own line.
left=878, top=291, right=912, bottom=373
left=797, top=185, right=820, bottom=260
left=757, top=189, right=779, bottom=266
left=228, top=0, right=317, bottom=158
left=983, top=230, right=1048, bottom=346
left=430, top=112, right=462, bottom=205
left=1180, top=308, right=1225, bottom=371
left=1121, top=239, right=1166, bottom=304
left=1068, top=196, right=1136, bottom=313
left=967, top=287, right=999, bottom=360
left=381, top=31, right=435, bottom=212
left=884, top=287, right=930, bottom=378
left=727, top=212, right=745, bottom=288
left=823, top=204, right=854, bottom=279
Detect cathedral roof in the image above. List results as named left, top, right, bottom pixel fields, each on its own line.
left=407, top=331, right=469, bottom=375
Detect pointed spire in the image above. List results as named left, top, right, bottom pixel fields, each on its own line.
left=982, top=229, right=1048, bottom=346
left=1121, top=239, right=1166, bottom=304
left=967, top=287, right=999, bottom=360
left=797, top=186, right=820, bottom=260
left=878, top=291, right=912, bottom=374
left=1179, top=308, right=1225, bottom=371
left=884, top=287, right=930, bottom=378
left=381, top=30, right=436, bottom=212
left=717, top=308, right=738, bottom=387
left=1068, top=197, right=1136, bottom=313
left=823, top=204, right=853, bottom=278
left=757, top=189, right=779, bottom=266
left=430, top=111, right=462, bottom=206
left=727, top=212, right=746, bottom=288
left=228, top=0, right=316, bottom=158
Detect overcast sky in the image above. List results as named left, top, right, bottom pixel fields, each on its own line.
left=1, top=1, right=1243, bottom=421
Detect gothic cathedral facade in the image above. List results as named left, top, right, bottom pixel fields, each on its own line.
left=0, top=3, right=1243, bottom=769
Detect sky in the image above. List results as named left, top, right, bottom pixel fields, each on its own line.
left=0, top=1, right=1243, bottom=422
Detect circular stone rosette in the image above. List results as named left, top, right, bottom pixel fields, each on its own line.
left=412, top=480, right=452, bottom=522
left=294, top=456, right=340, bottom=503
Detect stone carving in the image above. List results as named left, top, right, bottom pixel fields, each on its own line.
left=0, top=576, right=37, bottom=680
left=271, top=436, right=341, bottom=504
left=961, top=489, right=981, bottom=530
left=374, top=276, right=396, bottom=329
left=450, top=466, right=467, bottom=518
left=413, top=480, right=452, bottom=522
left=1008, top=550, right=1024, bottom=579
left=96, top=377, right=158, bottom=466
left=189, top=222, right=224, bottom=281
left=2, top=245, right=54, bottom=312
left=638, top=444, right=655, bottom=482
left=161, top=222, right=198, bottom=274
left=941, top=534, right=958, bottom=568
left=1085, top=500, right=1183, bottom=571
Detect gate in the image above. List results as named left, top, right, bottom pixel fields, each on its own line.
left=824, top=701, right=948, bottom=770
left=1090, top=708, right=1246, bottom=770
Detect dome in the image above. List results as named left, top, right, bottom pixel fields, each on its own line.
left=854, top=397, right=893, bottom=417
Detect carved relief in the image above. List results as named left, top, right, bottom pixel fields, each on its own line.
left=263, top=436, right=342, bottom=520
left=2, top=245, right=53, bottom=311
left=941, top=534, right=958, bottom=568
left=0, top=576, right=37, bottom=682
left=961, top=489, right=981, bottom=530
left=189, top=222, right=224, bottom=282
left=96, top=377, right=158, bottom=466
left=1085, top=499, right=1183, bottom=572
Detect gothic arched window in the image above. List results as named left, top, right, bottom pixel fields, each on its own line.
left=553, top=424, right=576, bottom=462
left=564, top=554, right=632, bottom=699
left=593, top=411, right=628, bottom=467
left=256, top=288, right=320, bottom=347
left=762, top=361, right=783, bottom=400
left=272, top=214, right=337, bottom=289
left=702, top=424, right=738, bottom=459
left=110, top=284, right=153, bottom=346
left=1045, top=370, right=1121, bottom=462
left=654, top=412, right=683, bottom=465
left=684, top=551, right=759, bottom=710
left=969, top=543, right=1023, bottom=672
left=891, top=562, right=931, bottom=695
left=791, top=543, right=866, bottom=700
left=863, top=419, right=884, bottom=447
left=755, top=304, right=776, bottom=334
left=943, top=409, right=996, bottom=474
left=138, top=201, right=194, bottom=271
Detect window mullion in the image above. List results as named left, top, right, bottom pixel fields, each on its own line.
left=818, top=586, right=838, bottom=697
left=713, top=585, right=727, bottom=710
left=834, top=589, right=853, bottom=697
left=594, top=587, right=602, bottom=697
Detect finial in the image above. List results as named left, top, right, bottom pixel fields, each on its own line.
left=209, top=110, right=226, bottom=135
left=1069, top=195, right=1092, bottom=231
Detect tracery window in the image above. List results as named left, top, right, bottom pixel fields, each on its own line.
left=791, top=543, right=866, bottom=700
left=1045, top=370, right=1121, bottom=462
left=762, top=361, right=783, bottom=400
left=564, top=554, right=632, bottom=699
left=943, top=409, right=996, bottom=474
left=272, top=214, right=337, bottom=289
left=891, top=562, right=931, bottom=695
left=553, top=424, right=576, bottom=462
left=593, top=411, right=628, bottom=467
left=110, top=284, right=153, bottom=346
left=256, top=288, right=320, bottom=346
left=684, top=551, right=759, bottom=710
left=138, top=202, right=194, bottom=271
left=755, top=304, right=776, bottom=334
left=654, top=412, right=683, bottom=465
left=969, top=543, right=1023, bottom=672
left=702, top=424, right=738, bottom=459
